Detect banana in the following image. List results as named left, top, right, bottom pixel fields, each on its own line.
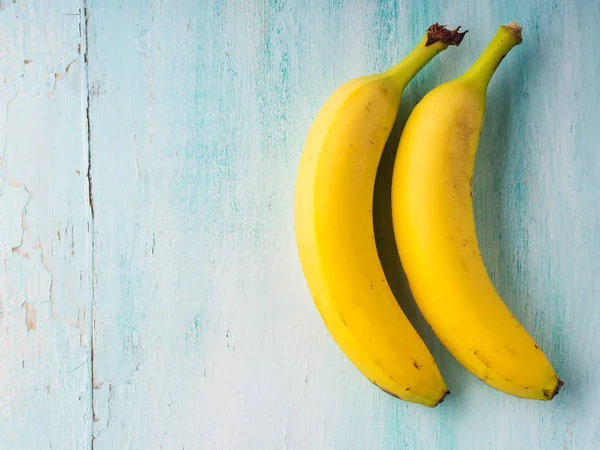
left=391, top=22, right=563, bottom=400
left=294, top=24, right=466, bottom=407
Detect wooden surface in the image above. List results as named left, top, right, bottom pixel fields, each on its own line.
left=0, top=0, right=598, bottom=448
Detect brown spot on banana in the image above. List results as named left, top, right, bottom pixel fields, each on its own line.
left=473, top=350, right=492, bottom=369
left=461, top=259, right=470, bottom=273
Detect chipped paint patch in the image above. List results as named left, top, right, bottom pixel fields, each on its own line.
left=22, top=301, right=36, bottom=331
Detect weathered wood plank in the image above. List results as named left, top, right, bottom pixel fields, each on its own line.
left=0, top=1, right=92, bottom=448
left=85, top=0, right=600, bottom=449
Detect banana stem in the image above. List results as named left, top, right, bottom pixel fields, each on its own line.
left=385, top=24, right=466, bottom=87
left=460, top=22, right=523, bottom=90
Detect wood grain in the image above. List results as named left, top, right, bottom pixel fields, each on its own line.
left=2, top=0, right=599, bottom=448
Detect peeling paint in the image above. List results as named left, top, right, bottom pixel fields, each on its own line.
left=135, top=30, right=152, bottom=58
left=22, top=302, right=36, bottom=331
left=65, top=60, right=77, bottom=73
left=0, top=0, right=92, bottom=447
left=7, top=183, right=32, bottom=258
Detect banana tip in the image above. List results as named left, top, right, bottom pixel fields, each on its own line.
left=550, top=378, right=564, bottom=400
left=542, top=377, right=564, bottom=400
left=433, top=389, right=451, bottom=407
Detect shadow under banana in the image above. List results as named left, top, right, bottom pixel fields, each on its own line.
left=373, top=87, right=468, bottom=399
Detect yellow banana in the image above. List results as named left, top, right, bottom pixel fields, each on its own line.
left=294, top=24, right=466, bottom=407
left=391, top=22, right=563, bottom=400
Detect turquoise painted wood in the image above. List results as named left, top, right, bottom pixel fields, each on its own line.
left=1, top=0, right=598, bottom=448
